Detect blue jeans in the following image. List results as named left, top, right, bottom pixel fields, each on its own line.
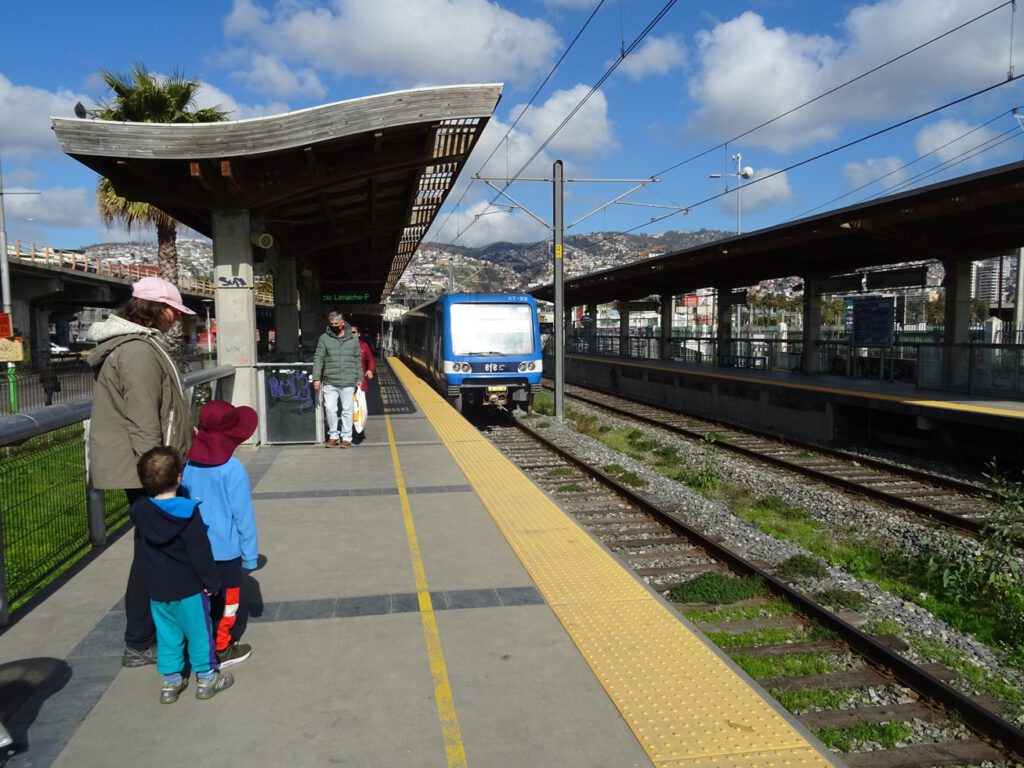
left=323, top=383, right=355, bottom=441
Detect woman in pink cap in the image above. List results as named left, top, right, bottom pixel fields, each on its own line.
left=87, top=275, right=197, bottom=668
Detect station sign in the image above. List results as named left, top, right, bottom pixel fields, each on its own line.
left=322, top=291, right=372, bottom=304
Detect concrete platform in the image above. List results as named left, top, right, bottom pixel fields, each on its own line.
left=0, top=370, right=652, bottom=767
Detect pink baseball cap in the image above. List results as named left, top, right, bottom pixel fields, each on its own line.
left=131, top=276, right=196, bottom=315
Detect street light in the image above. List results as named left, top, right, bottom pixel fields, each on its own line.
left=201, top=298, right=213, bottom=359
left=710, top=154, right=755, bottom=338
left=709, top=152, right=754, bottom=235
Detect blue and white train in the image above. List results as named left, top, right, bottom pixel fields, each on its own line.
left=400, top=293, right=543, bottom=413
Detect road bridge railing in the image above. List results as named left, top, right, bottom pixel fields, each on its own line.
left=6, top=241, right=273, bottom=304
left=0, top=365, right=236, bottom=626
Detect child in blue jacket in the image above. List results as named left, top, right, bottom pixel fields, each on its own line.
left=181, top=400, right=259, bottom=668
left=130, top=447, right=233, bottom=703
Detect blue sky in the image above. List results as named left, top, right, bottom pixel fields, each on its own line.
left=1, top=0, right=1022, bottom=252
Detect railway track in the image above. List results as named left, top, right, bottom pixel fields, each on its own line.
left=547, top=381, right=996, bottom=535
left=482, top=417, right=1024, bottom=767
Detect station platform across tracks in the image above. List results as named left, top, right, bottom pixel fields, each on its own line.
left=0, top=357, right=840, bottom=768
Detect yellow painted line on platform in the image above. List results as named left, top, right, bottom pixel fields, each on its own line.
left=567, top=354, right=1024, bottom=420
left=385, top=413, right=467, bottom=768
left=390, top=359, right=836, bottom=768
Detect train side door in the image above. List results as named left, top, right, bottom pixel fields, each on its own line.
left=432, top=305, right=445, bottom=385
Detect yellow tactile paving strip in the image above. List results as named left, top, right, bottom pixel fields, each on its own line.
left=390, top=360, right=837, bottom=768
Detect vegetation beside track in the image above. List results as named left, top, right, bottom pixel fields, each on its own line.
left=530, top=392, right=1024, bottom=720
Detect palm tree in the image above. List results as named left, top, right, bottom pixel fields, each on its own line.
left=91, top=63, right=229, bottom=368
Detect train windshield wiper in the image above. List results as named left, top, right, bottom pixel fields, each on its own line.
left=466, top=350, right=506, bottom=356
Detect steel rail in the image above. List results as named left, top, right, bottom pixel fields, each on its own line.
left=512, top=416, right=1024, bottom=761
left=554, top=383, right=987, bottom=535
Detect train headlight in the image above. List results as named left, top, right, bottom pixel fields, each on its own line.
left=528, top=362, right=536, bottom=371
left=461, top=363, right=472, bottom=372
left=518, top=362, right=526, bottom=372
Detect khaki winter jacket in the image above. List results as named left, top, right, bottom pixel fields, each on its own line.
left=87, top=315, right=193, bottom=490
left=312, top=327, right=363, bottom=388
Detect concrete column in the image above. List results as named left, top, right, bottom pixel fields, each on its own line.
left=586, top=302, right=598, bottom=353
left=274, top=249, right=299, bottom=360
left=660, top=294, right=674, bottom=360
left=298, top=270, right=321, bottom=354
left=211, top=209, right=258, bottom=434
left=801, top=278, right=822, bottom=374
left=716, top=288, right=733, bottom=366
left=618, top=305, right=630, bottom=356
left=943, top=259, right=972, bottom=344
left=943, top=259, right=972, bottom=388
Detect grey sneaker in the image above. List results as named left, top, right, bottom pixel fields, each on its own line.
left=195, top=670, right=234, bottom=700
left=160, top=677, right=188, bottom=704
left=216, top=642, right=252, bottom=668
left=122, top=645, right=157, bottom=668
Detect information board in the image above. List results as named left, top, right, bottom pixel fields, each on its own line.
left=852, top=297, right=894, bottom=345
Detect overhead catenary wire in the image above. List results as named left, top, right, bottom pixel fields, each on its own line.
left=788, top=108, right=1022, bottom=220
left=651, top=0, right=1015, bottom=179
left=430, top=0, right=607, bottom=246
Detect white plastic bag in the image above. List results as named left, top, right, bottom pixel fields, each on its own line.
left=353, top=387, right=367, bottom=434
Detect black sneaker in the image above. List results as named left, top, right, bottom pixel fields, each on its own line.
left=122, top=645, right=157, bottom=668
left=216, top=642, right=252, bottom=668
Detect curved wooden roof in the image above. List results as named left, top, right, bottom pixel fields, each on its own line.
left=52, top=84, right=503, bottom=300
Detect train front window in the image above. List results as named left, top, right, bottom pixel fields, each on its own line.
left=450, top=303, right=534, bottom=356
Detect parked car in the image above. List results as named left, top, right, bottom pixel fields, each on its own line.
left=49, top=342, right=70, bottom=355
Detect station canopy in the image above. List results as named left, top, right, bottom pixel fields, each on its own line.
left=531, top=159, right=1024, bottom=306
left=52, top=84, right=503, bottom=302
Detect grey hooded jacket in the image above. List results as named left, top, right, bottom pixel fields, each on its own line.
left=87, top=314, right=193, bottom=490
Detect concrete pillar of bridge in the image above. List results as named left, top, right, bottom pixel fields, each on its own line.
left=617, top=304, right=631, bottom=356
left=943, top=258, right=972, bottom=388
left=586, top=302, right=597, bottom=353
left=659, top=294, right=674, bottom=360
left=800, top=278, right=822, bottom=374
left=298, top=270, right=321, bottom=355
left=211, top=209, right=258, bottom=439
left=29, top=304, right=51, bottom=365
left=716, top=288, right=734, bottom=366
left=274, top=249, right=299, bottom=360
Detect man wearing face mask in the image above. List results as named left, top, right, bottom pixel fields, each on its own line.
left=312, top=311, right=363, bottom=448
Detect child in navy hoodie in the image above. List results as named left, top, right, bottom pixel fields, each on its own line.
left=130, top=447, right=233, bottom=703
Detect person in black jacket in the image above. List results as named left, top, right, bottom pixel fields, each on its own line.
left=129, top=447, right=233, bottom=703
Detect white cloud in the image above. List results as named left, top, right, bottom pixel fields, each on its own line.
left=427, top=199, right=549, bottom=247
left=542, top=0, right=599, bottom=8
left=4, top=186, right=94, bottom=229
left=192, top=81, right=290, bottom=120
left=712, top=169, right=792, bottom=217
left=686, top=0, right=1020, bottom=153
left=240, top=55, right=326, bottom=101
left=843, top=156, right=909, bottom=190
left=0, top=74, right=90, bottom=160
left=914, top=119, right=1002, bottom=165
left=511, top=85, right=617, bottom=157
left=615, top=35, right=686, bottom=81
left=223, top=0, right=561, bottom=93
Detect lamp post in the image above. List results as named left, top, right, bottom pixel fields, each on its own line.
left=202, top=298, right=213, bottom=361
left=710, top=154, right=755, bottom=338
left=709, top=152, right=754, bottom=235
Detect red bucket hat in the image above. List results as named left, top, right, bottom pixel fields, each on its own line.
left=188, top=400, right=258, bottom=466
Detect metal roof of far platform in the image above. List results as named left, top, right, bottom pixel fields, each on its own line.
left=51, top=83, right=503, bottom=301
left=531, top=159, right=1024, bottom=306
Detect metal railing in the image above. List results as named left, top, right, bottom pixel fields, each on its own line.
left=0, top=365, right=236, bottom=625
left=564, top=332, right=1024, bottom=399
